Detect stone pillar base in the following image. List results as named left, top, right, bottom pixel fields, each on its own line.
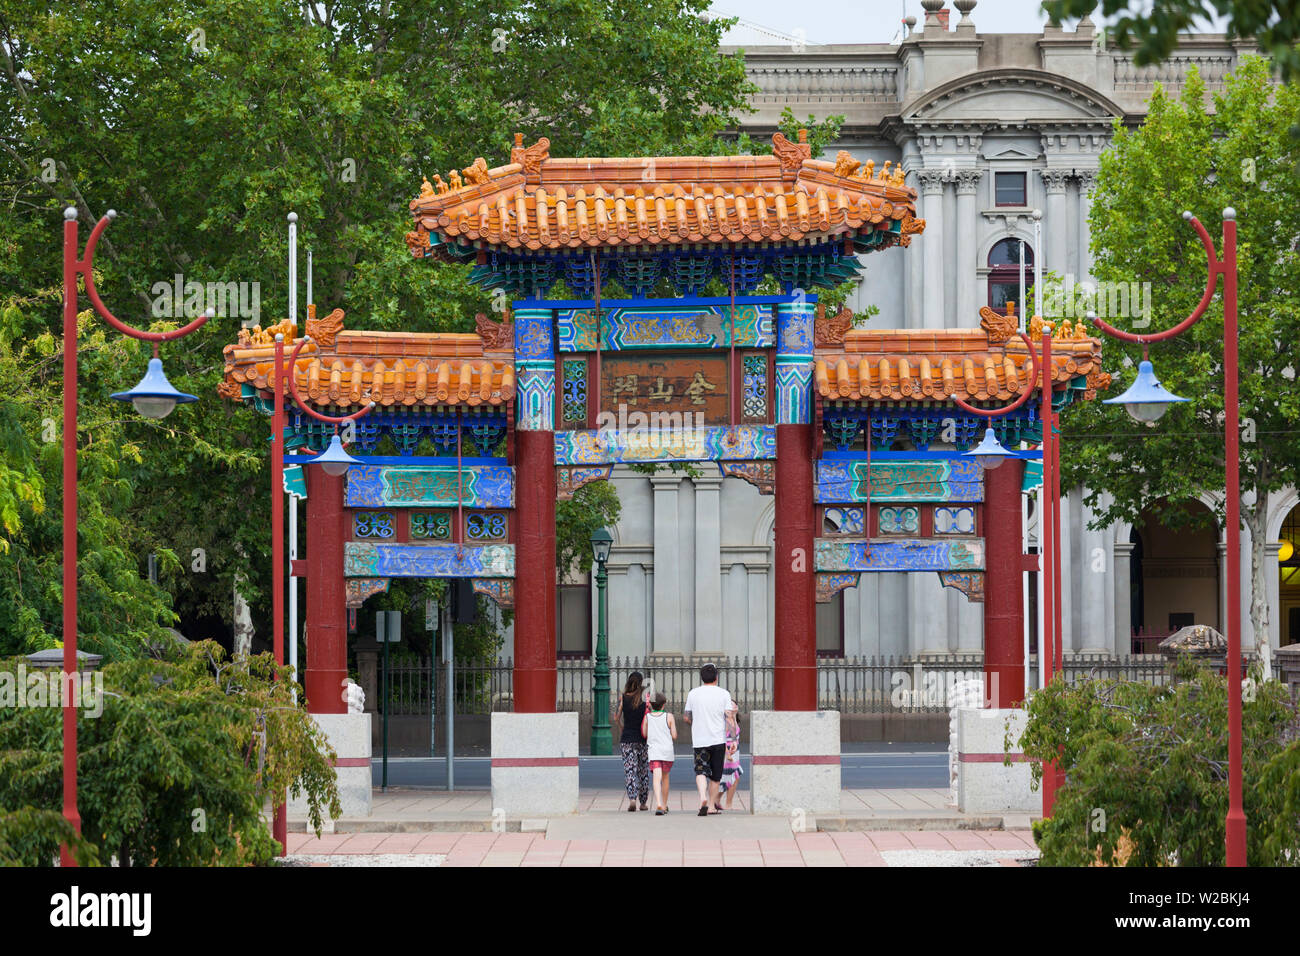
left=290, top=712, right=372, bottom=819
left=749, top=711, right=840, bottom=814
left=954, top=707, right=1038, bottom=814
left=491, top=712, right=579, bottom=816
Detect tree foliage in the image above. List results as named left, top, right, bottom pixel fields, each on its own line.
left=1061, top=57, right=1300, bottom=642
left=0, top=0, right=769, bottom=656
left=0, top=640, right=341, bottom=865
left=1021, top=658, right=1300, bottom=866
left=1042, top=0, right=1300, bottom=82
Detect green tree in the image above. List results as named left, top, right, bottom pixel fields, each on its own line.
left=0, top=0, right=759, bottom=655
left=1043, top=1, right=1300, bottom=82
left=1060, top=58, right=1300, bottom=648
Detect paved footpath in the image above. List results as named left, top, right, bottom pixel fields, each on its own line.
left=283, top=788, right=1039, bottom=867
left=283, top=829, right=1038, bottom=867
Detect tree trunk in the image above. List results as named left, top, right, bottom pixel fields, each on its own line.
left=1245, top=488, right=1270, bottom=663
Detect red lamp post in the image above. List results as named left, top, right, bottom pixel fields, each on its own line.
left=270, top=333, right=373, bottom=853
left=951, top=331, right=1055, bottom=711
left=60, top=207, right=210, bottom=865
left=1091, top=208, right=1245, bottom=867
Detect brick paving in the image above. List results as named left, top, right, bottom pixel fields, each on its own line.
left=283, top=827, right=1038, bottom=867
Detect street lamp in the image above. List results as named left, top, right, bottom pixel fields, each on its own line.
left=272, top=325, right=373, bottom=855
left=110, top=356, right=198, bottom=419
left=60, top=207, right=211, bottom=866
left=589, top=527, right=613, bottom=756
left=313, top=432, right=362, bottom=476
left=1102, top=359, right=1189, bottom=423
left=1090, top=208, right=1246, bottom=867
left=952, top=329, right=1064, bottom=777
left=965, top=426, right=1013, bottom=470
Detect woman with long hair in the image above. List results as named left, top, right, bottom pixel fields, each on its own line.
left=613, top=670, right=651, bottom=811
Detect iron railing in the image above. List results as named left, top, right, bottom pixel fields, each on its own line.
left=375, top=653, right=1231, bottom=716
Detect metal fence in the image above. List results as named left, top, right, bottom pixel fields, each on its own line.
left=380, top=653, right=1226, bottom=716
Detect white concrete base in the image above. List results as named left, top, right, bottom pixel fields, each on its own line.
left=749, top=710, right=840, bottom=815
left=290, top=712, right=372, bottom=819
left=954, top=707, right=1039, bottom=814
left=490, top=712, right=579, bottom=816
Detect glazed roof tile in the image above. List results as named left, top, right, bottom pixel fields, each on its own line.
left=407, top=133, right=922, bottom=253
left=814, top=316, right=1110, bottom=404
left=219, top=311, right=515, bottom=409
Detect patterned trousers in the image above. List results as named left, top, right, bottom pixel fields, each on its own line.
left=620, top=742, right=650, bottom=802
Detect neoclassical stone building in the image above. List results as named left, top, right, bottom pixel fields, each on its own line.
left=537, top=5, right=1295, bottom=665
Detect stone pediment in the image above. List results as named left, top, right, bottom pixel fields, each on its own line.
left=904, top=69, right=1123, bottom=125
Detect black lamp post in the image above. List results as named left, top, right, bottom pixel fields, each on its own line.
left=590, top=527, right=613, bottom=755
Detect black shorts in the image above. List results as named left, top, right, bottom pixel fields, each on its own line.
left=693, top=744, right=726, bottom=782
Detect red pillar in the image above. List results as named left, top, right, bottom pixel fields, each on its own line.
left=514, top=427, right=556, bottom=711
left=773, top=422, right=816, bottom=710
left=983, top=457, right=1026, bottom=707
left=305, top=469, right=348, bottom=713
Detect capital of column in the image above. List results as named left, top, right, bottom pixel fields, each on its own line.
left=1074, top=168, right=1098, bottom=191
left=954, top=168, right=983, bottom=195
left=1040, top=168, right=1071, bottom=195
left=916, top=168, right=950, bottom=196
left=649, top=474, right=684, bottom=490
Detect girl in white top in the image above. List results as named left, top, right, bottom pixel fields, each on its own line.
left=641, top=692, right=678, bottom=815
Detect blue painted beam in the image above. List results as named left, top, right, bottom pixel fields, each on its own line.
left=510, top=294, right=817, bottom=310
left=283, top=455, right=509, bottom=466
left=820, top=450, right=1043, bottom=461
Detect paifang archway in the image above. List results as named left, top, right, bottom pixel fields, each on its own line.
left=219, top=133, right=1109, bottom=722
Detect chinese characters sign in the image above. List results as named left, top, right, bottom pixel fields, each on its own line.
left=599, top=353, right=730, bottom=426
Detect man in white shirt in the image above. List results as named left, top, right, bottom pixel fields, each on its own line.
left=683, top=662, right=734, bottom=816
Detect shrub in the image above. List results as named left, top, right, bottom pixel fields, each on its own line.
left=1020, top=658, right=1300, bottom=866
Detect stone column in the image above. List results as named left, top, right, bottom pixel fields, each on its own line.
left=651, top=474, right=684, bottom=654
left=513, top=306, right=557, bottom=711
left=304, top=468, right=347, bottom=713
left=1080, top=504, right=1111, bottom=654
left=954, top=169, right=982, bottom=328
left=1113, top=540, right=1135, bottom=655
left=1041, top=169, right=1071, bottom=281
left=774, top=297, right=817, bottom=710
left=1265, top=541, right=1281, bottom=648
left=1075, top=169, right=1097, bottom=282
left=918, top=170, right=949, bottom=330
left=693, top=474, right=724, bottom=653
left=747, top=566, right=769, bottom=659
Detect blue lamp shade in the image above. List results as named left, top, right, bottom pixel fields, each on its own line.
left=110, top=357, right=197, bottom=419
left=314, top=433, right=360, bottom=476
left=965, top=426, right=1012, bottom=470
left=1103, top=359, right=1188, bottom=423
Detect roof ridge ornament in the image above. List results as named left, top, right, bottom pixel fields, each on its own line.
left=511, top=134, right=551, bottom=182
left=771, top=129, right=811, bottom=177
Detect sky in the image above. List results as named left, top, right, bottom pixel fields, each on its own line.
left=709, top=0, right=1231, bottom=47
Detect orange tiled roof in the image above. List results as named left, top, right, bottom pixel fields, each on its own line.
left=219, top=310, right=516, bottom=408
left=814, top=319, right=1109, bottom=404
left=406, top=133, right=921, bottom=252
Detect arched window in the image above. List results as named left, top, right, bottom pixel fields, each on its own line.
left=987, top=238, right=1033, bottom=311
